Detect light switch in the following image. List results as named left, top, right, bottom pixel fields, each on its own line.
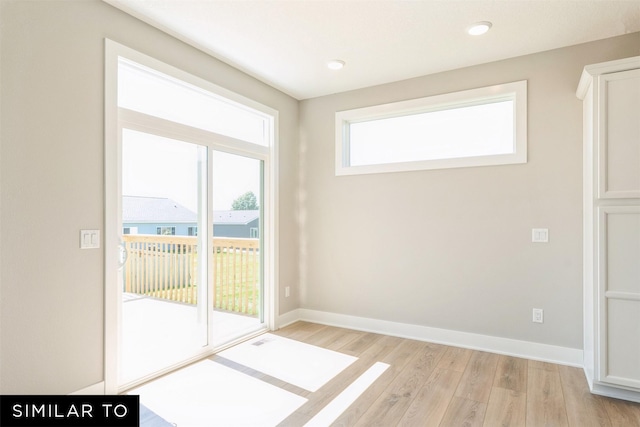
left=532, top=228, right=549, bottom=243
left=80, top=230, right=100, bottom=249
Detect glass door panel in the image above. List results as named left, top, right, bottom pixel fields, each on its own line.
left=211, top=150, right=264, bottom=347
left=120, top=128, right=209, bottom=386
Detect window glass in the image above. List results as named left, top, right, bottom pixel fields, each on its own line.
left=336, top=81, right=527, bottom=175
left=118, top=59, right=268, bottom=146
left=349, top=100, right=514, bottom=166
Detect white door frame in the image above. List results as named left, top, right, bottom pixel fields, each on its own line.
left=104, top=39, right=279, bottom=394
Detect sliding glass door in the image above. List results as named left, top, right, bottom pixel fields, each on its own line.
left=117, top=123, right=270, bottom=388
left=119, top=129, right=210, bottom=386
left=105, top=41, right=276, bottom=392
left=211, top=151, right=264, bottom=347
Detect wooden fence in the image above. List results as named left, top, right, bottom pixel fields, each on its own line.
left=122, top=234, right=260, bottom=316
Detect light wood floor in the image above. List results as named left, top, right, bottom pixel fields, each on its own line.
left=246, top=321, right=640, bottom=427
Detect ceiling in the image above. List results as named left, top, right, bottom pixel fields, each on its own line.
left=105, top=0, right=640, bottom=100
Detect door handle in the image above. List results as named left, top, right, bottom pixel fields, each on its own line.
left=118, top=241, right=129, bottom=270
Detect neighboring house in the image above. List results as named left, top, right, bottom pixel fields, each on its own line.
left=213, top=210, right=260, bottom=238
left=122, top=195, right=197, bottom=236
left=123, top=195, right=259, bottom=238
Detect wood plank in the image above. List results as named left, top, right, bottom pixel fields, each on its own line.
left=483, top=387, right=526, bottom=427
left=231, top=247, right=237, bottom=309
left=529, top=360, right=559, bottom=372
left=455, top=351, right=499, bottom=403
left=241, top=249, right=248, bottom=312
left=321, top=329, right=365, bottom=352
left=557, top=365, right=612, bottom=426
left=397, top=368, right=463, bottom=427
left=526, top=366, right=569, bottom=426
left=437, top=345, right=472, bottom=372
left=332, top=339, right=427, bottom=426
left=440, top=396, right=487, bottom=427
left=602, top=397, right=640, bottom=426
left=213, top=322, right=640, bottom=427
left=337, top=331, right=382, bottom=357
left=494, top=355, right=528, bottom=393
left=273, top=321, right=327, bottom=340
left=353, top=342, right=445, bottom=426
left=303, top=325, right=364, bottom=350
left=227, top=247, right=234, bottom=310
left=296, top=323, right=345, bottom=345
left=278, top=334, right=402, bottom=426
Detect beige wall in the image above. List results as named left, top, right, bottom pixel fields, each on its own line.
left=0, top=0, right=299, bottom=394
left=298, top=33, right=639, bottom=350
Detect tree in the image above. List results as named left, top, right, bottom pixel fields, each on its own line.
left=231, top=191, right=259, bottom=210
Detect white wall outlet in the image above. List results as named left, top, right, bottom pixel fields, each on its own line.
left=532, top=228, right=549, bottom=243
left=532, top=308, right=544, bottom=323
left=285, top=286, right=290, bottom=298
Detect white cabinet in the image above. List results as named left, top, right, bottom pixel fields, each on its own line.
left=577, top=56, right=640, bottom=402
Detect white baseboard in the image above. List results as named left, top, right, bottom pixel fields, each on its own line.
left=69, top=381, right=105, bottom=395
left=280, top=308, right=583, bottom=367
left=591, top=381, right=640, bottom=403
left=277, top=308, right=303, bottom=329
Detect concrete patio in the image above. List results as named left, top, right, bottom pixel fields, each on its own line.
left=121, top=293, right=262, bottom=385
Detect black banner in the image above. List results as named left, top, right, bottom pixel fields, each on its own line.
left=0, top=395, right=139, bottom=427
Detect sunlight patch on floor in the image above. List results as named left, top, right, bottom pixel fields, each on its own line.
left=218, top=333, right=358, bottom=392
left=304, top=361, right=390, bottom=427
left=130, top=359, right=307, bottom=427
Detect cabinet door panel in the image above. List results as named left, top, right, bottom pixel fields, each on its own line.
left=599, top=206, right=640, bottom=389
left=605, top=209, right=640, bottom=294
left=599, top=69, right=640, bottom=199
left=606, top=299, right=640, bottom=388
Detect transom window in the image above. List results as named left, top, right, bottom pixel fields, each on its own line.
left=336, top=81, right=527, bottom=176
left=118, top=58, right=271, bottom=147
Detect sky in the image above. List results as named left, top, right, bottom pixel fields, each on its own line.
left=122, top=129, right=261, bottom=213
left=119, top=59, right=264, bottom=214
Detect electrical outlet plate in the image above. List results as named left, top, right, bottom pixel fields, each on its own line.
left=532, top=308, right=544, bottom=323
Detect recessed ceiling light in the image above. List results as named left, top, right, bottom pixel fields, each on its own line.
left=467, top=21, right=492, bottom=36
left=327, top=60, right=345, bottom=70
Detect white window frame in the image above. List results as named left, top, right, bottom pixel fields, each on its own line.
left=335, top=80, right=527, bottom=176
